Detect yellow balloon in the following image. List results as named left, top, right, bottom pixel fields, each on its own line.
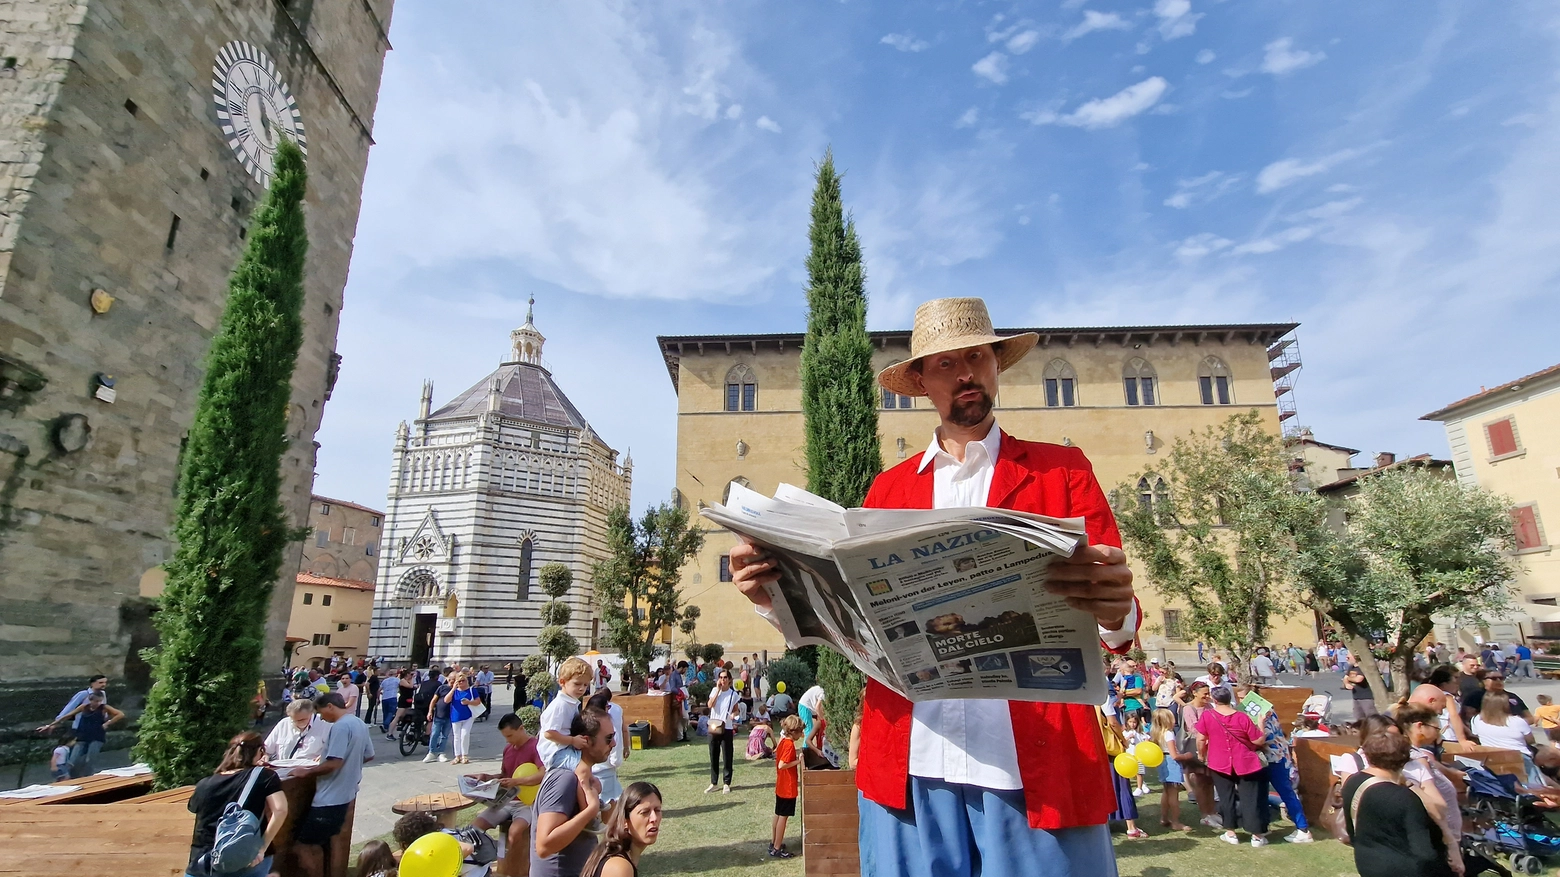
left=400, top=831, right=462, bottom=877
left=1134, top=741, right=1164, bottom=768
left=512, top=762, right=541, bottom=806
left=776, top=681, right=786, bottom=693
left=1113, top=753, right=1140, bottom=779
left=735, top=680, right=745, bottom=691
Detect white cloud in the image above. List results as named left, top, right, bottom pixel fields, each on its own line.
left=1256, top=148, right=1364, bottom=193
left=1031, top=77, right=1169, bottom=129
left=755, top=115, right=782, bottom=133
left=1292, top=197, right=1363, bottom=221
left=1064, top=11, right=1130, bottom=41
left=1175, top=232, right=1232, bottom=261
left=1195, top=49, right=1216, bottom=64
left=1262, top=37, right=1326, bottom=75
left=1007, top=29, right=1042, bottom=54
left=1221, top=87, right=1255, bottom=100
left=725, top=103, right=743, bottom=119
left=881, top=32, right=929, bottom=52
left=973, top=51, right=1010, bottom=84
left=1163, top=170, right=1241, bottom=208
left=955, top=106, right=980, bottom=128
left=1154, top=0, right=1201, bottom=40
left=1230, top=225, right=1315, bottom=255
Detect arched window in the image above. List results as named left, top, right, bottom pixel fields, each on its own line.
left=880, top=362, right=913, bottom=409
left=1043, top=359, right=1078, bottom=408
left=1198, top=356, right=1233, bottom=405
left=1124, top=358, right=1158, bottom=406
left=517, top=535, right=535, bottom=601
left=722, top=476, right=751, bottom=505
left=725, top=364, right=757, bottom=412
left=1137, top=476, right=1170, bottom=518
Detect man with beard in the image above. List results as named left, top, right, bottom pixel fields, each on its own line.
left=728, top=297, right=1140, bottom=877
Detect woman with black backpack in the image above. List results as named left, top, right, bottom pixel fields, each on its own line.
left=185, top=731, right=289, bottom=877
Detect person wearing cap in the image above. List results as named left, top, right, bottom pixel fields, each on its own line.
left=729, top=297, right=1140, bottom=877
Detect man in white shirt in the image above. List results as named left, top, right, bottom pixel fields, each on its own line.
left=728, top=298, right=1139, bottom=877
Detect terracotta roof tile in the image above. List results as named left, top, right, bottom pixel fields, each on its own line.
left=1421, top=361, right=1560, bottom=421
left=296, top=572, right=376, bottom=592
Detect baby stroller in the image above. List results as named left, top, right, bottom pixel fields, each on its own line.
left=1462, top=765, right=1560, bottom=875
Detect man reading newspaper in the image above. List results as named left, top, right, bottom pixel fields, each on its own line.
left=729, top=297, right=1140, bottom=877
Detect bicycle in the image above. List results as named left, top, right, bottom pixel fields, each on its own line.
left=396, top=711, right=429, bottom=757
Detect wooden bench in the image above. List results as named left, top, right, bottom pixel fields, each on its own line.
left=1533, top=656, right=1560, bottom=679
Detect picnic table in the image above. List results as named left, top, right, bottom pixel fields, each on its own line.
left=393, top=791, right=476, bottom=827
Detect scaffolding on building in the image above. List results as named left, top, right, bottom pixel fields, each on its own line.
left=1268, top=334, right=1303, bottom=437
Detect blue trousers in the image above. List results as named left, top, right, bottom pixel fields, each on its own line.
left=1266, top=760, right=1307, bottom=830
left=859, top=779, right=1117, bottom=877
left=428, top=717, right=451, bottom=754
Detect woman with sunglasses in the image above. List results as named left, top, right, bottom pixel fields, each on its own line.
left=706, top=668, right=741, bottom=794
left=1398, top=704, right=1466, bottom=876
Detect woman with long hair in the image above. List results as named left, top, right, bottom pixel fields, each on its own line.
left=1177, top=681, right=1219, bottom=827
left=580, top=781, right=663, bottom=877
left=706, top=667, right=740, bottom=794
left=1150, top=708, right=1188, bottom=831
left=184, top=732, right=289, bottom=877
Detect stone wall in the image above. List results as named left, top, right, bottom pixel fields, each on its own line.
left=0, top=0, right=394, bottom=690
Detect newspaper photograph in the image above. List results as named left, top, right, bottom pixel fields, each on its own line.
left=701, top=482, right=1110, bottom=705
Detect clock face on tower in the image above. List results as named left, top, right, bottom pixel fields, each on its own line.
left=212, top=41, right=308, bottom=188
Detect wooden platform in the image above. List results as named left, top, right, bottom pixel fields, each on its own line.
left=0, top=802, right=193, bottom=875
left=802, top=768, right=859, bottom=877
left=0, top=773, right=154, bottom=807
left=0, top=771, right=354, bottom=877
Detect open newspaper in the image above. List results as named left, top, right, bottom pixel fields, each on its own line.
left=700, top=483, right=1108, bottom=705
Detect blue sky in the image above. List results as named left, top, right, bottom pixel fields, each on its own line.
left=313, top=0, right=1560, bottom=513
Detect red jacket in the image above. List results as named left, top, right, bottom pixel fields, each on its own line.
left=856, top=432, right=1138, bottom=830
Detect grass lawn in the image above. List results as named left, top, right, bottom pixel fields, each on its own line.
left=355, top=740, right=1360, bottom=877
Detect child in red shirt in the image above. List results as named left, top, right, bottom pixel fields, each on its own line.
left=771, top=715, right=805, bottom=859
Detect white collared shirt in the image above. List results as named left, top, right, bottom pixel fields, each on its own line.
left=908, top=420, right=1138, bottom=790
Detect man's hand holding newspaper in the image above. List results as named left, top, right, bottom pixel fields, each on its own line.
left=711, top=482, right=1127, bottom=705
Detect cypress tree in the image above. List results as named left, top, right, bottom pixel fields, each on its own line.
left=135, top=139, right=310, bottom=786
left=799, top=151, right=880, bottom=746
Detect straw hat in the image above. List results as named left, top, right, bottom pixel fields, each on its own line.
left=876, top=297, right=1039, bottom=397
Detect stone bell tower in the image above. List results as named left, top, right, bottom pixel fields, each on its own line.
left=0, top=0, right=396, bottom=706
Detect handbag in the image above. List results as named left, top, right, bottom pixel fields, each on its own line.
left=1097, top=707, right=1127, bottom=757
left=1319, top=753, right=1365, bottom=841
left=1343, top=775, right=1388, bottom=844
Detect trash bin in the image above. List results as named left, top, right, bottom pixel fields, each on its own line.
left=628, top=721, right=651, bottom=750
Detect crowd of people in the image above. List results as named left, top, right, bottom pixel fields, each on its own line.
left=1098, top=638, right=1560, bottom=876
left=121, top=648, right=812, bottom=877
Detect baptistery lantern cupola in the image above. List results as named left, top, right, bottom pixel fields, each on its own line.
left=510, top=296, right=546, bottom=365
